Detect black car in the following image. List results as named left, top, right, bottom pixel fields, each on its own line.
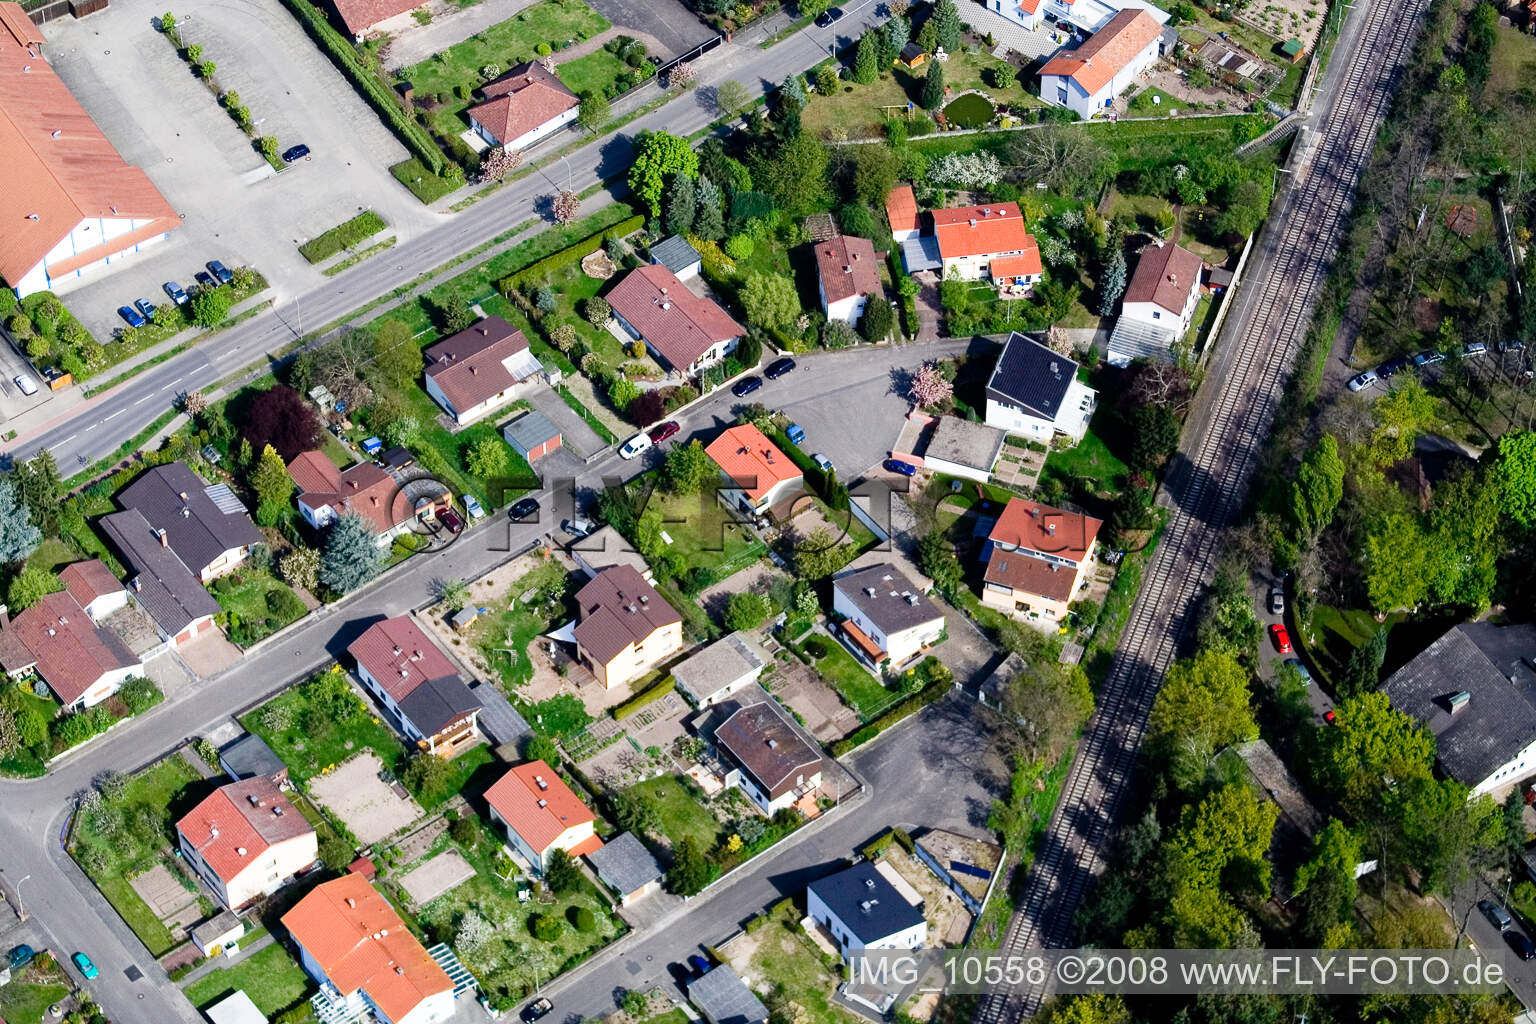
left=207, top=260, right=233, bottom=285
left=1376, top=355, right=1409, bottom=379
left=508, top=497, right=539, bottom=521
left=519, top=997, right=553, bottom=1023
left=282, top=144, right=311, bottom=163
left=1506, top=930, right=1535, bottom=961
left=194, top=270, right=216, bottom=290
left=814, top=6, right=843, bottom=26
left=765, top=357, right=796, bottom=379
left=731, top=375, right=763, bottom=397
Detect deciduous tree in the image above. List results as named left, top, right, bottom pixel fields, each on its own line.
left=191, top=286, right=231, bottom=327
left=1364, top=512, right=1429, bottom=613
left=725, top=591, right=772, bottom=630
left=715, top=79, right=750, bottom=118
left=1161, top=783, right=1277, bottom=947
left=629, top=131, right=698, bottom=216
left=551, top=189, right=581, bottom=225
left=6, top=566, right=62, bottom=611
left=1495, top=429, right=1536, bottom=527
left=665, top=439, right=715, bottom=493
left=577, top=91, right=610, bottom=132
left=372, top=319, right=420, bottom=389
left=464, top=436, right=511, bottom=478
left=908, top=361, right=952, bottom=407
left=740, top=272, right=802, bottom=328
left=1312, top=691, right=1434, bottom=817
left=240, top=385, right=321, bottom=461
left=1147, top=648, right=1257, bottom=791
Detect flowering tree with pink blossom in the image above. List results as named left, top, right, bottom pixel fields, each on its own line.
left=909, top=361, right=953, bottom=408
left=552, top=189, right=581, bottom=224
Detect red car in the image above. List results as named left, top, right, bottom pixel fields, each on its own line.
left=648, top=420, right=680, bottom=444
left=1269, top=623, right=1291, bottom=654
left=1324, top=709, right=1336, bottom=724
left=436, top=506, right=464, bottom=535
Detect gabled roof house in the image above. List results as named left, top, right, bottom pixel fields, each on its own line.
left=117, top=462, right=262, bottom=580
left=348, top=616, right=482, bottom=757
left=422, top=316, right=544, bottom=425
left=484, top=760, right=603, bottom=874
left=1108, top=241, right=1205, bottom=365
left=99, top=509, right=222, bottom=646
left=572, top=565, right=683, bottom=689
left=606, top=264, right=744, bottom=375
left=815, top=234, right=881, bottom=325
left=1040, top=8, right=1166, bottom=119
left=705, top=423, right=805, bottom=518
left=176, top=777, right=317, bottom=910
left=468, top=61, right=580, bottom=151
left=58, top=559, right=128, bottom=623
left=326, top=0, right=424, bottom=38
left=984, top=332, right=1096, bottom=444
left=287, top=451, right=414, bottom=542
left=714, top=701, right=824, bottom=815
left=0, top=588, right=143, bottom=709
left=930, top=203, right=1042, bottom=285
left=980, top=497, right=1102, bottom=626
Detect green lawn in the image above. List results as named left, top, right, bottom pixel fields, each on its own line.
left=557, top=48, right=629, bottom=96
left=211, top=569, right=307, bottom=647
left=24, top=537, right=77, bottom=573
left=182, top=943, right=315, bottom=1015
left=420, top=742, right=496, bottom=809
left=475, top=561, right=574, bottom=691
left=242, top=672, right=409, bottom=783
left=801, top=51, right=1042, bottom=139
left=1487, top=23, right=1536, bottom=103
left=0, top=980, right=70, bottom=1024
left=745, top=902, right=863, bottom=1023
left=647, top=488, right=767, bottom=580
left=625, top=774, right=721, bottom=854
left=1127, top=86, right=1183, bottom=115
left=802, top=634, right=898, bottom=720
left=1040, top=419, right=1129, bottom=498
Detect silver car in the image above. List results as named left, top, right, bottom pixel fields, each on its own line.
left=1346, top=370, right=1378, bottom=392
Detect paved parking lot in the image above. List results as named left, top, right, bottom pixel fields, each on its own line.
left=41, top=0, right=439, bottom=339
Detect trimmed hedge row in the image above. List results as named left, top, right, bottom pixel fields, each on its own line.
left=299, top=210, right=388, bottom=263
left=499, top=214, right=645, bottom=291
left=612, top=675, right=675, bottom=720
left=274, top=0, right=445, bottom=174
left=830, top=675, right=952, bottom=756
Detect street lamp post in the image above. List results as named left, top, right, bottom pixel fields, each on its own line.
left=15, top=874, right=29, bottom=921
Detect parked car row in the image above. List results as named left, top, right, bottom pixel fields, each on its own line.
left=1348, top=339, right=1519, bottom=392
left=149, top=260, right=234, bottom=321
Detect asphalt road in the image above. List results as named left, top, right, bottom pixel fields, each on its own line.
left=4, top=1, right=891, bottom=471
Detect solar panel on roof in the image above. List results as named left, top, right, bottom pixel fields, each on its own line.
left=203, top=484, right=246, bottom=516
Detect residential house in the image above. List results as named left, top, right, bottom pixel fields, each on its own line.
left=422, top=317, right=544, bottom=425
left=705, top=423, right=805, bottom=519
left=501, top=410, right=563, bottom=463
left=931, top=203, right=1042, bottom=284
left=885, top=184, right=921, bottom=245
left=606, top=264, right=744, bottom=375
left=815, top=234, right=881, bottom=325
left=572, top=565, right=683, bottom=689
left=347, top=616, right=482, bottom=757
left=467, top=61, right=580, bottom=151
left=287, top=451, right=413, bottom=543
left=219, top=732, right=289, bottom=787
left=921, top=416, right=1007, bottom=483
left=831, top=564, right=945, bottom=670
left=1107, top=241, right=1205, bottom=365
left=980, top=497, right=1102, bottom=625
left=326, top=0, right=425, bottom=39
left=0, top=2, right=178, bottom=297
left=117, top=462, right=262, bottom=580
left=672, top=632, right=768, bottom=707
left=282, top=874, right=456, bottom=1024
left=58, top=559, right=128, bottom=623
left=688, top=966, right=769, bottom=1024
left=989, top=0, right=1167, bottom=34
left=484, top=760, right=603, bottom=874
left=806, top=860, right=927, bottom=959
left=585, top=831, right=664, bottom=906
left=99, top=509, right=223, bottom=645
left=0, top=590, right=142, bottom=709
left=984, top=331, right=1096, bottom=444
left=1382, top=623, right=1536, bottom=798
left=650, top=235, right=702, bottom=280
left=1040, top=9, right=1166, bottom=119
left=715, top=701, right=823, bottom=815
left=176, top=777, right=317, bottom=911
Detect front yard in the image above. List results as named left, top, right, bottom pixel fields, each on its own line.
left=242, top=670, right=408, bottom=785
left=624, top=773, right=722, bottom=854
left=730, top=900, right=863, bottom=1024
left=801, top=51, right=1044, bottom=140
left=794, top=633, right=902, bottom=721
left=474, top=561, right=577, bottom=691
left=646, top=488, right=767, bottom=587
left=0, top=960, right=70, bottom=1024
left=211, top=567, right=307, bottom=647
left=181, top=943, right=315, bottom=1017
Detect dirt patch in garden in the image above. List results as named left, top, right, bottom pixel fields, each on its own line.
left=1238, top=0, right=1324, bottom=52
left=762, top=655, right=859, bottom=743
left=309, top=752, right=424, bottom=845
left=880, top=847, right=974, bottom=948
left=400, top=849, right=477, bottom=907
left=130, top=862, right=199, bottom=919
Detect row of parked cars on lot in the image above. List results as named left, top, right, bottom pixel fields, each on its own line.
left=1348, top=339, right=1524, bottom=392
left=115, top=260, right=234, bottom=327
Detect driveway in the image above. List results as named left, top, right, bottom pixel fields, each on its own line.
left=41, top=0, right=438, bottom=339
left=382, top=0, right=543, bottom=70
left=583, top=0, right=715, bottom=58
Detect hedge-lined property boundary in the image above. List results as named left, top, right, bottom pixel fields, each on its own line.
left=499, top=214, right=645, bottom=291
left=611, top=676, right=674, bottom=720
left=299, top=210, right=388, bottom=263
left=830, top=671, right=952, bottom=756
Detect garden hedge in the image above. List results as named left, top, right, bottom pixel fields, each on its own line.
left=500, top=215, right=644, bottom=292
left=830, top=675, right=953, bottom=756
left=612, top=676, right=674, bottom=719
left=299, top=211, right=388, bottom=263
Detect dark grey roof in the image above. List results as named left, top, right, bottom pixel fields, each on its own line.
left=715, top=701, right=823, bottom=799
left=502, top=410, right=561, bottom=452
left=586, top=831, right=663, bottom=895
left=985, top=332, right=1079, bottom=421
left=220, top=733, right=287, bottom=781
left=397, top=674, right=482, bottom=738
left=469, top=681, right=531, bottom=746
left=99, top=509, right=222, bottom=636
left=900, top=235, right=941, bottom=273
left=672, top=632, right=766, bottom=701
left=688, top=965, right=769, bottom=1024
left=1382, top=622, right=1536, bottom=786
left=808, top=861, right=926, bottom=944
left=117, top=462, right=262, bottom=575
left=650, top=235, right=701, bottom=274
left=834, top=564, right=944, bottom=635
left=926, top=416, right=1005, bottom=473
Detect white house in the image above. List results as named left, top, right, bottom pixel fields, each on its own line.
left=832, top=563, right=946, bottom=670
left=815, top=234, right=882, bottom=325
left=422, top=317, right=544, bottom=426
left=347, top=616, right=483, bottom=758
left=58, top=560, right=128, bottom=623
left=671, top=632, right=768, bottom=707
left=715, top=702, right=823, bottom=815
left=807, top=860, right=927, bottom=959
left=1107, top=241, right=1205, bottom=365
left=921, top=415, right=1008, bottom=484
left=287, top=452, right=414, bottom=544
left=484, top=761, right=604, bottom=874
left=650, top=235, right=702, bottom=281
left=176, top=778, right=318, bottom=911
left=466, top=61, right=580, bottom=151
left=990, top=0, right=1167, bottom=34
left=606, top=264, right=744, bottom=375
left=931, top=203, right=1042, bottom=284
left=886, top=185, right=922, bottom=245
left=0, top=590, right=143, bottom=710
left=984, top=332, right=1096, bottom=444
left=1039, top=8, right=1165, bottom=119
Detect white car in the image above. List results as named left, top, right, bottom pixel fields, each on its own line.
left=619, top=432, right=653, bottom=460
left=13, top=374, right=37, bottom=396
left=811, top=453, right=834, bottom=472
left=1346, top=370, right=1377, bottom=393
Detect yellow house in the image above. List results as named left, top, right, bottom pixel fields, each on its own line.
left=979, top=498, right=1102, bottom=626
left=573, top=565, right=684, bottom=689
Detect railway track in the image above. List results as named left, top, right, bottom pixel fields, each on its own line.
left=974, top=1, right=1427, bottom=1018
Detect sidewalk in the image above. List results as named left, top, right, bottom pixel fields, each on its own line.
left=174, top=932, right=276, bottom=986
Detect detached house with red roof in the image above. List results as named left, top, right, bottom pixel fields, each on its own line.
left=988, top=0, right=1166, bottom=34
left=484, top=760, right=603, bottom=874
left=348, top=616, right=482, bottom=757
left=572, top=566, right=683, bottom=689
left=0, top=2, right=179, bottom=296
left=468, top=61, right=580, bottom=151
left=980, top=497, right=1102, bottom=625
left=815, top=235, right=882, bottom=325
left=931, top=203, right=1043, bottom=287
left=283, top=873, right=457, bottom=1024
left=176, top=777, right=317, bottom=911
left=1040, top=8, right=1166, bottom=119
left=1107, top=241, right=1205, bottom=365
left=0, top=588, right=143, bottom=709
left=325, top=0, right=424, bottom=39
left=58, top=559, right=129, bottom=623
left=423, top=316, right=545, bottom=425
left=607, top=264, right=745, bottom=376
left=704, top=424, right=805, bottom=519
left=288, top=451, right=414, bottom=544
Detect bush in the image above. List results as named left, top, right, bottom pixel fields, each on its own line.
left=449, top=816, right=478, bottom=847
left=119, top=677, right=163, bottom=715
left=802, top=636, right=831, bottom=659
left=570, top=905, right=597, bottom=932
left=319, top=837, right=354, bottom=872
left=499, top=215, right=644, bottom=292
left=612, top=677, right=675, bottom=719
left=265, top=586, right=307, bottom=621
left=530, top=913, right=563, bottom=941
left=298, top=211, right=387, bottom=263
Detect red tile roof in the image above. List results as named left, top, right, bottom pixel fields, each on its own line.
left=815, top=235, right=881, bottom=304
left=422, top=316, right=539, bottom=416
left=606, top=265, right=744, bottom=371
left=885, top=184, right=920, bottom=236
left=58, top=559, right=123, bottom=610
left=0, top=4, right=178, bottom=290
left=704, top=424, right=803, bottom=502
left=1123, top=241, right=1203, bottom=313
left=175, top=777, right=312, bottom=885
left=347, top=616, right=459, bottom=702
left=573, top=565, right=681, bottom=666
left=467, top=61, right=578, bottom=147
left=983, top=548, right=1076, bottom=602
left=988, top=250, right=1043, bottom=280
left=282, top=875, right=452, bottom=1022
left=1039, top=9, right=1162, bottom=95
left=932, top=203, right=1034, bottom=261
left=288, top=451, right=413, bottom=537
left=485, top=761, right=598, bottom=855
left=326, top=0, right=420, bottom=36
left=988, top=497, right=1101, bottom=565
left=0, top=591, right=139, bottom=704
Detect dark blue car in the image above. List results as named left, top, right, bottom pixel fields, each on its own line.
left=281, top=143, right=311, bottom=163
left=206, top=260, right=233, bottom=285
left=883, top=458, right=917, bottom=476
left=731, top=375, right=763, bottom=397
left=163, top=281, right=189, bottom=306
left=117, top=305, right=147, bottom=328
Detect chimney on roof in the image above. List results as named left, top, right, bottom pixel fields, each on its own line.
left=346, top=897, right=356, bottom=908
left=180, top=491, right=189, bottom=500
left=26, top=213, right=38, bottom=221
left=236, top=846, right=247, bottom=856
left=968, top=218, right=977, bottom=227
left=158, top=529, right=168, bottom=547
left=181, top=507, right=190, bottom=518
left=210, top=826, right=219, bottom=838
left=1046, top=523, right=1056, bottom=535
left=662, top=301, right=671, bottom=310
left=248, top=794, right=260, bottom=806
left=640, top=594, right=648, bottom=604
left=865, top=587, right=876, bottom=597
left=396, top=966, right=405, bottom=976
left=273, top=806, right=284, bottom=816
left=768, top=738, right=777, bottom=749
left=538, top=798, right=547, bottom=808
left=906, top=594, right=918, bottom=605
left=983, top=207, right=992, bottom=215
left=132, top=578, right=141, bottom=592
left=843, top=265, right=852, bottom=274
left=536, top=775, right=548, bottom=789
left=392, top=645, right=402, bottom=656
